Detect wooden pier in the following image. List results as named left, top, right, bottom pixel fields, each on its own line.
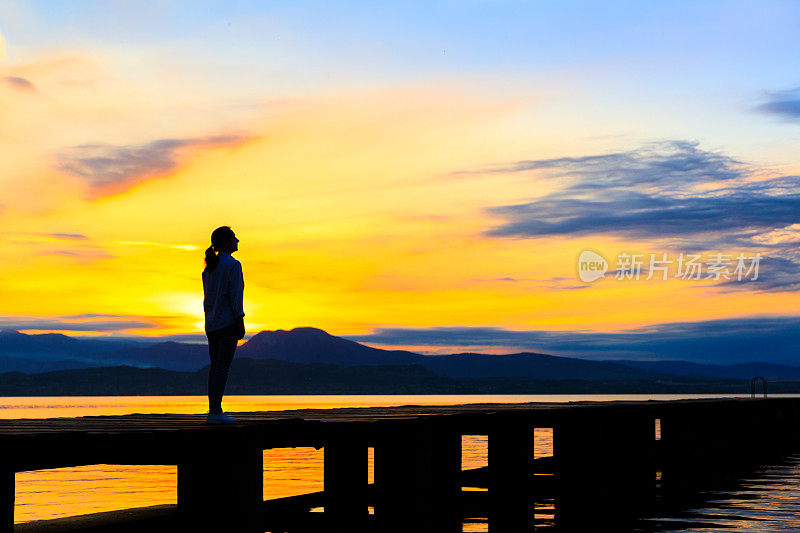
left=2, top=397, right=799, bottom=532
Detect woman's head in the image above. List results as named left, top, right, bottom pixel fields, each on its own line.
left=204, top=226, right=238, bottom=272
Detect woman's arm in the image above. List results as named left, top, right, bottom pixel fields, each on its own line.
left=235, top=315, right=245, bottom=340
left=228, top=262, right=246, bottom=339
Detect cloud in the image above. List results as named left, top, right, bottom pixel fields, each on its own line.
left=57, top=134, right=251, bottom=198
left=37, top=249, right=114, bottom=260
left=115, top=240, right=201, bottom=251
left=0, top=231, right=89, bottom=241
left=486, top=190, right=800, bottom=243
left=480, top=140, right=761, bottom=240
left=0, top=315, right=159, bottom=333
left=343, top=315, right=800, bottom=364
left=2, top=75, right=36, bottom=92
left=472, top=141, right=800, bottom=291
left=59, top=313, right=131, bottom=319
left=470, top=276, right=538, bottom=282
left=755, top=87, right=800, bottom=120
left=711, top=255, right=800, bottom=293
left=67, top=332, right=245, bottom=344
left=41, top=233, right=89, bottom=240
left=468, top=275, right=597, bottom=290
left=486, top=140, right=747, bottom=188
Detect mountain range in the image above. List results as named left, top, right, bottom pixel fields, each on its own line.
left=0, top=327, right=798, bottom=387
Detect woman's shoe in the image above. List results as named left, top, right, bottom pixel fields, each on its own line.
left=206, top=412, right=237, bottom=424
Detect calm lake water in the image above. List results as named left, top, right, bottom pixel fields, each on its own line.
left=5, top=394, right=799, bottom=531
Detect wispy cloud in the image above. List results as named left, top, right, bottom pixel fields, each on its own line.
left=484, top=140, right=747, bottom=188
left=2, top=75, right=36, bottom=92
left=343, top=315, right=800, bottom=364
left=471, top=141, right=800, bottom=291
left=36, top=249, right=114, bottom=261
left=755, top=87, right=800, bottom=120
left=57, top=134, right=251, bottom=198
left=67, top=332, right=242, bottom=344
left=711, top=255, right=800, bottom=293
left=115, top=240, right=201, bottom=251
left=486, top=191, right=800, bottom=244
left=0, top=315, right=161, bottom=333
left=470, top=277, right=538, bottom=282
left=480, top=141, right=760, bottom=240
left=468, top=275, right=594, bottom=290
left=41, top=233, right=88, bottom=240
left=59, top=313, right=133, bottom=319
left=0, top=232, right=90, bottom=241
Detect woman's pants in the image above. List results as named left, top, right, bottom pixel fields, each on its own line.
left=206, top=322, right=239, bottom=414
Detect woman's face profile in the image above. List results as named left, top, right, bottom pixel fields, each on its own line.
left=228, top=233, right=239, bottom=253
left=217, top=233, right=239, bottom=254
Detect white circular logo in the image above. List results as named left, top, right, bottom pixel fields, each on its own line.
left=577, top=250, right=608, bottom=282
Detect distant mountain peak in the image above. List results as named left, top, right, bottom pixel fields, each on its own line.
left=245, top=326, right=334, bottom=343
left=254, top=326, right=332, bottom=336
left=0, top=329, right=79, bottom=347
left=290, top=326, right=333, bottom=336
left=238, top=326, right=421, bottom=366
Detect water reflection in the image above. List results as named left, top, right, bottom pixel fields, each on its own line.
left=633, top=454, right=800, bottom=533
left=455, top=453, right=800, bottom=532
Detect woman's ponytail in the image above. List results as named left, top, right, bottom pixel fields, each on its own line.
left=204, top=245, right=219, bottom=272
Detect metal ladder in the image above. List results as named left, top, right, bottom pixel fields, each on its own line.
left=751, top=376, right=768, bottom=398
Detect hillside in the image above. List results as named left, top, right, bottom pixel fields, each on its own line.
left=0, top=357, right=794, bottom=395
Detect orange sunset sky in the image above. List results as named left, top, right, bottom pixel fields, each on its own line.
left=2, top=1, right=800, bottom=360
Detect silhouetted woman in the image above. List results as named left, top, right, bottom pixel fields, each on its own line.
left=202, top=226, right=245, bottom=424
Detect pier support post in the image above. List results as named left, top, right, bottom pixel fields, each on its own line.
left=554, top=408, right=654, bottom=530
left=374, top=420, right=461, bottom=533
left=553, top=412, right=603, bottom=530
left=488, top=418, right=533, bottom=532
left=662, top=403, right=733, bottom=494
left=177, top=438, right=263, bottom=533
left=0, top=467, right=11, bottom=533
left=324, top=430, right=368, bottom=528
left=602, top=411, right=655, bottom=515
left=428, top=423, right=462, bottom=532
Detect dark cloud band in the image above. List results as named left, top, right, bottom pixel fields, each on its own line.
left=0, top=318, right=156, bottom=332
left=343, top=315, right=800, bottom=365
